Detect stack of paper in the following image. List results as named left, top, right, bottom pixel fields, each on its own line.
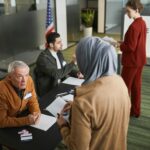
left=18, top=129, right=33, bottom=141
left=30, top=114, right=56, bottom=131
left=102, top=36, right=117, bottom=47
left=62, top=77, right=84, bottom=86
left=46, top=97, right=67, bottom=117
left=62, top=94, right=74, bottom=102
left=30, top=94, right=74, bottom=131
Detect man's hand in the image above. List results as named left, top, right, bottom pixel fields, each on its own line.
left=33, top=112, right=41, bottom=124
left=28, top=112, right=41, bottom=125
left=77, top=72, right=84, bottom=79
left=71, top=54, right=77, bottom=64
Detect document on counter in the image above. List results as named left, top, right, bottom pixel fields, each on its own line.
left=62, top=77, right=84, bottom=86
left=62, top=94, right=74, bottom=102
left=102, top=36, right=117, bottom=47
left=46, top=97, right=67, bottom=117
left=30, top=114, right=56, bottom=131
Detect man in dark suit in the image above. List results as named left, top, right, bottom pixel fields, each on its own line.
left=35, top=32, right=80, bottom=97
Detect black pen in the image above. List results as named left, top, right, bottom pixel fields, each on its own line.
left=56, top=89, right=74, bottom=97
left=56, top=92, right=69, bottom=97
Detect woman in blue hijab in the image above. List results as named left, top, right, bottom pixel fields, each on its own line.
left=76, top=36, right=117, bottom=84
left=57, top=36, right=131, bottom=150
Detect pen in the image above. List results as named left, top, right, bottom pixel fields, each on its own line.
left=56, top=92, right=68, bottom=97
left=56, top=89, right=74, bottom=97
left=57, top=112, right=68, bottom=117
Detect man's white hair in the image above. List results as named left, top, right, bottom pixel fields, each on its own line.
left=8, top=61, right=29, bottom=73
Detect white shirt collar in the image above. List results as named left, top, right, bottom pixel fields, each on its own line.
left=49, top=49, right=57, bottom=57
left=49, top=49, right=61, bottom=69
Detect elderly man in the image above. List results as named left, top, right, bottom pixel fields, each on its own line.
left=0, top=61, right=41, bottom=128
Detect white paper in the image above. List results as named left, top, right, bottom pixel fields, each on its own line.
left=102, top=36, right=117, bottom=46
left=46, top=97, right=67, bottom=117
left=62, top=77, right=84, bottom=86
left=21, top=136, right=32, bottom=141
left=62, top=94, right=74, bottom=102
left=30, top=114, right=56, bottom=131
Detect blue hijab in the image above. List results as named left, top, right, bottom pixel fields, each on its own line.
left=76, top=36, right=117, bottom=84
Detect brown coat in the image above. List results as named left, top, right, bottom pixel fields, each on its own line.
left=0, top=76, right=40, bottom=128
left=61, top=75, right=131, bottom=150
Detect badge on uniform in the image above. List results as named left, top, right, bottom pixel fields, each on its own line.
left=62, top=61, right=67, bottom=66
left=24, top=92, right=32, bottom=100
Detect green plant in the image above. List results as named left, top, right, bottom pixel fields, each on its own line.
left=81, top=9, right=95, bottom=27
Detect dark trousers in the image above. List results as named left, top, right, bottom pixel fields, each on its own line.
left=121, top=66, right=143, bottom=116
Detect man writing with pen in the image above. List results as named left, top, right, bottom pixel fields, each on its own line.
left=0, top=61, right=41, bottom=128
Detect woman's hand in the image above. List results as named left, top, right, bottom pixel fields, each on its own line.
left=77, top=72, right=84, bottom=79
left=57, top=114, right=68, bottom=128
left=116, top=40, right=123, bottom=48
left=61, top=101, right=73, bottom=114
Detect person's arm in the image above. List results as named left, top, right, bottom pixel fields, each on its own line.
left=69, top=65, right=79, bottom=77
left=0, top=96, right=31, bottom=128
left=120, top=25, right=139, bottom=53
left=37, top=54, right=76, bottom=80
left=60, top=52, right=79, bottom=78
left=59, top=100, right=91, bottom=150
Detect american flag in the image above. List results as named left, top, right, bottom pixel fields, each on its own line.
left=45, top=0, right=55, bottom=36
